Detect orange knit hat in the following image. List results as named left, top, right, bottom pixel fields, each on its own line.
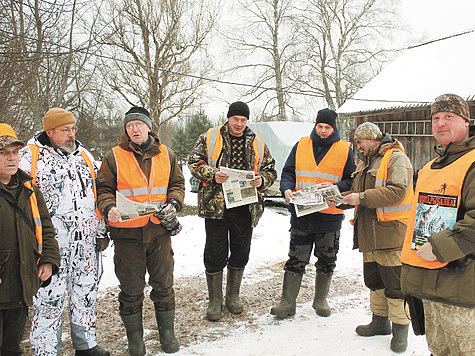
left=43, top=108, right=76, bottom=131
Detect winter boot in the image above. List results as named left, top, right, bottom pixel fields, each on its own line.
left=390, top=323, right=409, bottom=353
left=120, top=311, right=146, bottom=356
left=355, top=313, right=392, bottom=336
left=155, top=307, right=180, bottom=354
left=312, top=272, right=332, bottom=317
left=75, top=345, right=110, bottom=356
left=270, top=272, right=303, bottom=318
left=206, top=270, right=223, bottom=321
left=225, top=267, right=244, bottom=314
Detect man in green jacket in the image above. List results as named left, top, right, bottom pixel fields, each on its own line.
left=0, top=123, right=60, bottom=355
left=401, top=94, right=474, bottom=356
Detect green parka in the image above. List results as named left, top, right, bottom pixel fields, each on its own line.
left=0, top=169, right=60, bottom=307
left=349, top=134, right=414, bottom=252
left=188, top=123, right=277, bottom=227
left=401, top=135, right=475, bottom=307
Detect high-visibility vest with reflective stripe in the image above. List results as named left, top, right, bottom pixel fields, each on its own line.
left=206, top=125, right=265, bottom=172
left=295, top=138, right=350, bottom=214
left=374, top=148, right=414, bottom=224
left=28, top=144, right=102, bottom=219
left=401, top=150, right=475, bottom=269
left=109, top=145, right=170, bottom=228
left=24, top=180, right=43, bottom=256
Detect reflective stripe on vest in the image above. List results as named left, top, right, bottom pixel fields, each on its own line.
left=206, top=125, right=265, bottom=172
left=24, top=181, right=43, bottom=256
left=295, top=138, right=350, bottom=214
left=374, top=148, right=414, bottom=224
left=109, top=145, right=170, bottom=228
left=401, top=150, right=475, bottom=269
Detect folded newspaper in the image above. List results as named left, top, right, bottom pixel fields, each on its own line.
left=290, top=183, right=344, bottom=217
left=116, top=191, right=158, bottom=222
left=220, top=166, right=258, bottom=209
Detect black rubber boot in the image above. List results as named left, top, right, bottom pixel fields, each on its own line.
left=75, top=345, right=110, bottom=356
left=390, top=323, right=409, bottom=353
left=312, top=272, right=332, bottom=317
left=120, top=311, right=146, bottom=356
left=225, top=267, right=244, bottom=314
left=155, top=308, right=180, bottom=354
left=270, top=272, right=303, bottom=318
left=206, top=270, right=223, bottom=321
left=355, top=314, right=392, bottom=336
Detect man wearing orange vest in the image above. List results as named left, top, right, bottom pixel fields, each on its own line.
left=19, top=109, right=110, bottom=356
left=270, top=108, right=356, bottom=319
left=97, top=106, right=185, bottom=354
left=0, top=124, right=60, bottom=355
left=335, top=122, right=414, bottom=353
left=401, top=94, right=474, bottom=356
left=188, top=101, right=277, bottom=321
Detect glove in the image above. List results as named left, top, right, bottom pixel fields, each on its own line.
left=154, top=202, right=183, bottom=236
left=95, top=237, right=110, bottom=252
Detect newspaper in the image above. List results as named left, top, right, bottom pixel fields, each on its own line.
left=116, top=191, right=158, bottom=222
left=291, top=183, right=344, bottom=217
left=220, top=166, right=258, bottom=209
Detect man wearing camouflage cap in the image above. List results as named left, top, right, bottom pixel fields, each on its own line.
left=401, top=93, right=474, bottom=355
left=328, top=121, right=414, bottom=352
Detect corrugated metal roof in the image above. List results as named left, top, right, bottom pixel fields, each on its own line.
left=337, top=30, right=475, bottom=114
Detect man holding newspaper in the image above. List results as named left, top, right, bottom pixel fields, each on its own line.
left=271, top=108, right=356, bottom=319
left=188, top=101, right=276, bottom=321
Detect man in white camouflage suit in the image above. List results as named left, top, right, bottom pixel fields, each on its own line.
left=19, top=108, right=110, bottom=356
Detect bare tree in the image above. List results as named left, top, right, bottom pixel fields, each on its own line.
left=98, top=0, right=219, bottom=131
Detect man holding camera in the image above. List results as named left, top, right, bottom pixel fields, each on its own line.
left=97, top=106, right=185, bottom=355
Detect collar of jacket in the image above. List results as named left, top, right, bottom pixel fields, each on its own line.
left=433, top=135, right=475, bottom=169
left=310, top=126, right=341, bottom=147
left=119, top=130, right=162, bottom=157
left=33, top=130, right=79, bottom=157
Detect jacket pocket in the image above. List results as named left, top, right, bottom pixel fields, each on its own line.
left=0, top=250, right=10, bottom=279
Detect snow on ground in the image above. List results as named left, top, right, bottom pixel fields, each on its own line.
left=98, top=166, right=430, bottom=355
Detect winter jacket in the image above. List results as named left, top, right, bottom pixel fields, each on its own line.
left=188, top=122, right=277, bottom=227
left=280, top=127, right=356, bottom=233
left=0, top=169, right=60, bottom=308
left=347, top=134, right=413, bottom=252
left=97, top=131, right=185, bottom=242
left=401, top=134, right=475, bottom=307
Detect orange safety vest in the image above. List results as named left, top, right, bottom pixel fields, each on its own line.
left=295, top=138, right=350, bottom=214
left=374, top=148, right=414, bottom=224
left=24, top=180, right=43, bottom=257
left=401, top=150, right=475, bottom=269
left=206, top=125, right=265, bottom=172
left=28, top=144, right=102, bottom=219
left=109, top=145, right=170, bottom=228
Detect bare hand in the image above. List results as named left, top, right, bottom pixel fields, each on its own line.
left=416, top=242, right=437, bottom=261
left=284, top=189, right=294, bottom=202
left=38, top=263, right=53, bottom=281
left=108, top=206, right=122, bottom=223
left=326, top=199, right=338, bottom=208
left=319, top=182, right=333, bottom=188
left=250, top=173, right=262, bottom=188
left=343, top=193, right=361, bottom=206
left=214, top=171, right=228, bottom=184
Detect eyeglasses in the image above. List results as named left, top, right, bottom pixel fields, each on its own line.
left=55, top=126, right=78, bottom=134
left=126, top=122, right=146, bottom=130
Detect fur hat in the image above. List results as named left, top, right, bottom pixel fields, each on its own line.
left=43, top=108, right=76, bottom=131
left=354, top=122, right=383, bottom=141
left=315, top=108, right=337, bottom=129
left=227, top=101, right=250, bottom=119
left=0, top=123, right=25, bottom=150
left=123, top=106, right=153, bottom=130
left=431, top=93, right=470, bottom=122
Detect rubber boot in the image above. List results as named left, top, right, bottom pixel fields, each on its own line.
left=206, top=270, right=223, bottom=321
left=155, top=307, right=179, bottom=354
left=270, top=271, right=303, bottom=318
left=312, top=272, right=332, bottom=317
left=390, top=323, right=409, bottom=353
left=75, top=345, right=110, bottom=356
left=120, top=312, right=146, bottom=356
left=225, top=267, right=244, bottom=314
left=355, top=313, right=392, bottom=336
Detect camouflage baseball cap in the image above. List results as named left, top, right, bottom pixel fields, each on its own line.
left=353, top=122, right=383, bottom=141
left=431, top=93, right=470, bottom=122
left=0, top=123, right=25, bottom=150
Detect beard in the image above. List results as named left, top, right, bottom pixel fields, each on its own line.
left=59, top=140, right=76, bottom=154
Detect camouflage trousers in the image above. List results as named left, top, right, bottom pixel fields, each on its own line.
left=424, top=300, right=475, bottom=356
left=284, top=227, right=340, bottom=275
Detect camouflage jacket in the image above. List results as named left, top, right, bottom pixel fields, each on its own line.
left=188, top=123, right=277, bottom=227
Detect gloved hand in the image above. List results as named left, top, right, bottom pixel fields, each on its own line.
left=154, top=202, right=183, bottom=236
left=95, top=237, right=110, bottom=252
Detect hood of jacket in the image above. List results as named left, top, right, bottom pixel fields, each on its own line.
left=357, top=133, right=403, bottom=163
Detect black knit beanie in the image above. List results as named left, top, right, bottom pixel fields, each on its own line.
left=227, top=101, right=250, bottom=119
left=315, top=108, right=337, bottom=129
left=123, top=106, right=153, bottom=130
